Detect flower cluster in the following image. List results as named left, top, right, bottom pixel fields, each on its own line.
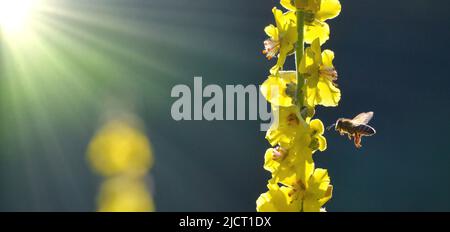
left=87, top=116, right=155, bottom=212
left=258, top=0, right=341, bottom=212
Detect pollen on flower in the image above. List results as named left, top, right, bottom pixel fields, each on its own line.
left=320, top=66, right=338, bottom=81
left=296, top=179, right=307, bottom=191
left=287, top=113, right=300, bottom=126
left=304, top=12, right=316, bottom=24
left=309, top=138, right=320, bottom=150
left=273, top=146, right=288, bottom=160
left=288, top=188, right=297, bottom=198
left=263, top=38, right=280, bottom=60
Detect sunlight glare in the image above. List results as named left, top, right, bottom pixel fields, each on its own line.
left=0, top=0, right=38, bottom=34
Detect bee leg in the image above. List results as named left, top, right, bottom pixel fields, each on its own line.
left=347, top=134, right=352, bottom=140
left=354, top=133, right=362, bottom=148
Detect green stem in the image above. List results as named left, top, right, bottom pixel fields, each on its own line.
left=295, top=10, right=305, bottom=116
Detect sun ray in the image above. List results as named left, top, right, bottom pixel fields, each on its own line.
left=0, top=0, right=248, bottom=210
left=0, top=0, right=40, bottom=34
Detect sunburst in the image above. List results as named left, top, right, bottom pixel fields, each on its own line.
left=0, top=0, right=40, bottom=34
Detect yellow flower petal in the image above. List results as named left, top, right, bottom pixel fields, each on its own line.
left=316, top=0, right=342, bottom=21
left=316, top=76, right=341, bottom=106
left=266, top=8, right=297, bottom=75
left=312, top=169, right=331, bottom=193
left=270, top=48, right=288, bottom=75
left=308, top=119, right=327, bottom=151
left=300, top=48, right=315, bottom=74
left=322, top=49, right=335, bottom=67
left=257, top=185, right=300, bottom=212
left=272, top=7, right=284, bottom=30
left=302, top=198, right=322, bottom=212
left=280, top=0, right=297, bottom=11
left=306, top=76, right=341, bottom=107
left=317, top=134, right=327, bottom=151
left=310, top=119, right=325, bottom=135
left=287, top=146, right=315, bottom=186
left=318, top=185, right=333, bottom=206
left=264, top=24, right=279, bottom=39
left=284, top=11, right=297, bottom=26
left=272, top=37, right=296, bottom=75
left=305, top=21, right=330, bottom=45
left=266, top=106, right=301, bottom=147
left=260, top=71, right=296, bottom=107
left=264, top=148, right=280, bottom=173
left=303, top=39, right=340, bottom=107
left=310, top=38, right=324, bottom=63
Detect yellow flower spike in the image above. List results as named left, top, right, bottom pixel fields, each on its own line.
left=260, top=71, right=297, bottom=107
left=301, top=38, right=341, bottom=107
left=263, top=8, right=297, bottom=75
left=258, top=0, right=342, bottom=212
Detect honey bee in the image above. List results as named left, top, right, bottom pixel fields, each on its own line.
left=328, top=112, right=376, bottom=148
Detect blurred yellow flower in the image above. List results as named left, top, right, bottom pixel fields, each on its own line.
left=263, top=7, right=297, bottom=75
left=97, top=176, right=155, bottom=212
left=300, top=38, right=340, bottom=107
left=87, top=120, right=153, bottom=177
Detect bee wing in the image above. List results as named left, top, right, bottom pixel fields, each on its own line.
left=351, top=112, right=374, bottom=125
left=355, top=124, right=376, bottom=136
